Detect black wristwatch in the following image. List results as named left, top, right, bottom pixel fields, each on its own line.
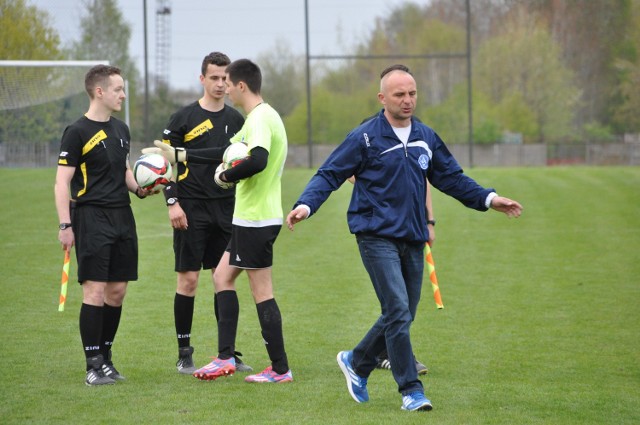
left=427, top=220, right=436, bottom=226
left=166, top=197, right=178, bottom=206
left=59, top=223, right=72, bottom=230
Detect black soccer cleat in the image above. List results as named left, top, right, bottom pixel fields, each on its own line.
left=176, top=346, right=196, bottom=374
left=85, top=354, right=116, bottom=386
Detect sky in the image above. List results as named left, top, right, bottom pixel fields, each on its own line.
left=28, top=0, right=412, bottom=90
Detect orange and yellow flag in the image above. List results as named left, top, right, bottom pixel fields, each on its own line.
left=58, top=249, right=70, bottom=312
left=425, top=243, right=443, bottom=309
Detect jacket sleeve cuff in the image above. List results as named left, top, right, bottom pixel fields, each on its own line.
left=298, top=204, right=312, bottom=218
left=485, top=192, right=498, bottom=209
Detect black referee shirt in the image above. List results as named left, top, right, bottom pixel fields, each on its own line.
left=162, top=101, right=244, bottom=200
left=58, top=116, right=132, bottom=207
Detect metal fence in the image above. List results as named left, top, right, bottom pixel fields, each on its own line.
left=2, top=141, right=640, bottom=168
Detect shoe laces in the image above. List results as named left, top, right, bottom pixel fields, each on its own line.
left=356, top=374, right=368, bottom=386
left=262, top=366, right=290, bottom=377
left=404, top=391, right=426, bottom=403
left=90, top=367, right=107, bottom=378
left=206, top=357, right=234, bottom=369
left=253, top=366, right=291, bottom=381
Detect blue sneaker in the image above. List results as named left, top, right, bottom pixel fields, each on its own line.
left=336, top=351, right=369, bottom=403
left=401, top=391, right=433, bottom=411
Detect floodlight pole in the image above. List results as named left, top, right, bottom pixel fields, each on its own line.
left=143, top=0, right=150, bottom=142
left=124, top=79, right=131, bottom=127
left=304, top=0, right=313, bottom=168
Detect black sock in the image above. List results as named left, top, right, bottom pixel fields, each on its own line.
left=216, top=290, right=239, bottom=359
left=256, top=298, right=288, bottom=374
left=79, top=303, right=103, bottom=370
left=378, top=348, right=388, bottom=361
left=174, top=293, right=195, bottom=348
left=100, top=303, right=122, bottom=362
left=214, top=292, right=219, bottom=323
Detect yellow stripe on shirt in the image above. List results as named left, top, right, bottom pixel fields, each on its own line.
left=82, top=130, right=108, bottom=155
left=184, top=119, right=213, bottom=142
left=76, top=162, right=88, bottom=197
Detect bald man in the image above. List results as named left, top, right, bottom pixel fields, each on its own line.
left=286, top=64, right=522, bottom=411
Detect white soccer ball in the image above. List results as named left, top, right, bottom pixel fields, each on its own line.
left=222, top=142, right=249, bottom=169
left=133, top=153, right=172, bottom=191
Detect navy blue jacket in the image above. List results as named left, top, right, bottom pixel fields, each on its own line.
left=294, top=110, right=494, bottom=243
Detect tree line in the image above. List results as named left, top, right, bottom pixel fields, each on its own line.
left=1, top=0, right=639, bottom=146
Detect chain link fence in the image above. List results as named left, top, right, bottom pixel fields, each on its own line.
left=2, top=140, right=639, bottom=168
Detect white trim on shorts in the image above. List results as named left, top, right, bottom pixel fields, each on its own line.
left=232, top=217, right=283, bottom=227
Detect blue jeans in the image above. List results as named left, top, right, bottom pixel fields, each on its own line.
left=352, top=234, right=424, bottom=395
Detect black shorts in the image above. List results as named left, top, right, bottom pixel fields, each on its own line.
left=228, top=225, right=281, bottom=269
left=174, top=197, right=234, bottom=271
left=72, top=205, right=138, bottom=283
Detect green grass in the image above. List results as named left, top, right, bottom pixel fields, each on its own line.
left=1, top=166, right=639, bottom=424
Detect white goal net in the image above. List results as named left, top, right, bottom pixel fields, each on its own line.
left=0, top=60, right=109, bottom=166
left=0, top=60, right=109, bottom=110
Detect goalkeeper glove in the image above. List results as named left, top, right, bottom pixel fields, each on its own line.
left=141, top=140, right=186, bottom=164
left=214, top=163, right=235, bottom=189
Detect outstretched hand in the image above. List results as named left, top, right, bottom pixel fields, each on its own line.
left=286, top=206, right=310, bottom=231
left=141, top=140, right=186, bottom=164
left=490, top=196, right=523, bottom=218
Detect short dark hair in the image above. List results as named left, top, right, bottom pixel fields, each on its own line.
left=226, top=59, right=262, bottom=94
left=201, top=51, right=231, bottom=76
left=380, top=64, right=412, bottom=79
left=85, top=64, right=121, bottom=98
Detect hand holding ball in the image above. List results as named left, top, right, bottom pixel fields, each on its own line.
left=223, top=142, right=249, bottom=169
left=133, top=153, right=172, bottom=192
left=215, top=142, right=250, bottom=189
left=214, top=163, right=234, bottom=189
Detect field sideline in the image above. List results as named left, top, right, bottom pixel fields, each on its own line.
left=0, top=166, right=638, bottom=424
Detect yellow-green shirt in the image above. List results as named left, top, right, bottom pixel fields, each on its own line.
left=230, top=103, right=287, bottom=226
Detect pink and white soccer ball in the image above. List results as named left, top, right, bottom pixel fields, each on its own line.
left=133, top=153, right=172, bottom=191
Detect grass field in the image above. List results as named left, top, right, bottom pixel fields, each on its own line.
left=0, top=166, right=638, bottom=424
